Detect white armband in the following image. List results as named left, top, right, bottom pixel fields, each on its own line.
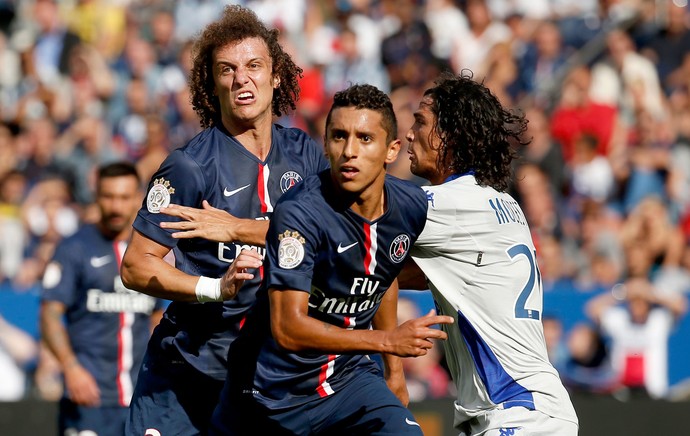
left=195, top=276, right=222, bottom=303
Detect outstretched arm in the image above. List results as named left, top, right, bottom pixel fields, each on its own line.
left=158, top=200, right=270, bottom=246
left=121, top=230, right=262, bottom=302
left=269, top=288, right=453, bottom=357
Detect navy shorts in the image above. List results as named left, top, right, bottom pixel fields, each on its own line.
left=126, top=348, right=225, bottom=436
left=210, top=369, right=423, bottom=436
left=59, top=398, right=128, bottom=436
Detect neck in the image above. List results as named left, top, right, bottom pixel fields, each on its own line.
left=343, top=176, right=387, bottom=221
left=222, top=115, right=273, bottom=160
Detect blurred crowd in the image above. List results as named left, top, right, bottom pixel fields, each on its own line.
left=1, top=0, right=690, bottom=405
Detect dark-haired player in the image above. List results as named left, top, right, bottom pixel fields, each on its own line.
left=210, top=84, right=454, bottom=435
left=403, top=72, right=579, bottom=435
left=40, top=162, right=166, bottom=436
left=120, top=5, right=328, bottom=434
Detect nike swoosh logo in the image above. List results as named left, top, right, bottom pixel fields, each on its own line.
left=224, top=184, right=251, bottom=197
left=405, top=418, right=420, bottom=427
left=337, top=242, right=358, bottom=253
left=90, top=255, right=113, bottom=268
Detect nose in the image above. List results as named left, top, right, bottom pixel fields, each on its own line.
left=234, top=66, right=249, bottom=85
left=405, top=129, right=414, bottom=143
left=343, top=137, right=358, bottom=159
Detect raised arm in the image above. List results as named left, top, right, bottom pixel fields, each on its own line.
left=158, top=200, right=270, bottom=246
left=121, top=230, right=262, bottom=302
left=269, top=288, right=453, bottom=357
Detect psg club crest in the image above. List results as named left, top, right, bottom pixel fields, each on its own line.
left=146, top=178, right=175, bottom=213
left=278, top=230, right=305, bottom=269
left=280, top=171, right=303, bottom=193
left=389, top=234, right=410, bottom=263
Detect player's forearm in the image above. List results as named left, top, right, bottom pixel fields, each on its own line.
left=39, top=303, right=78, bottom=370
left=121, top=253, right=202, bottom=302
left=272, top=315, right=391, bottom=355
left=231, top=219, right=269, bottom=247
left=373, top=282, right=405, bottom=379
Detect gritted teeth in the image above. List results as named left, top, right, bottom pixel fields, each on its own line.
left=238, top=92, right=253, bottom=100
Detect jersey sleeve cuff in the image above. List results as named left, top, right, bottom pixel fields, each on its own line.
left=133, top=214, right=178, bottom=249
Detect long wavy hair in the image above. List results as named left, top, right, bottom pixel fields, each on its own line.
left=188, top=5, right=302, bottom=128
left=424, top=71, right=529, bottom=192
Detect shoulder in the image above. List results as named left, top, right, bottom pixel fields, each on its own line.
left=273, top=124, right=320, bottom=150
left=386, top=175, right=427, bottom=207
left=276, top=171, right=326, bottom=208
left=54, top=225, right=97, bottom=255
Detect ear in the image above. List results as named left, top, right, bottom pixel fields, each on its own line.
left=385, top=139, right=401, bottom=165
left=273, top=76, right=281, bottom=89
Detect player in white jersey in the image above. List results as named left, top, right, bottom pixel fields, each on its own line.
left=400, top=72, right=579, bottom=435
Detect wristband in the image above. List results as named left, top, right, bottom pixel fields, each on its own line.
left=195, top=276, right=222, bottom=303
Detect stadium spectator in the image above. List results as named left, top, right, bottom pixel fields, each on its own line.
left=558, top=322, right=619, bottom=394
left=380, top=0, right=435, bottom=90
left=120, top=6, right=327, bottom=434
left=586, top=277, right=687, bottom=398
left=640, top=2, right=690, bottom=95
left=40, top=162, right=165, bottom=436
left=450, top=0, right=511, bottom=79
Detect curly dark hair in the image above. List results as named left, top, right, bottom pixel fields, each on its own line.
left=188, top=5, right=303, bottom=128
left=424, top=71, right=529, bottom=192
left=325, top=84, right=398, bottom=144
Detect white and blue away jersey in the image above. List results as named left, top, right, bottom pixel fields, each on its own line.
left=41, top=225, right=164, bottom=407
left=411, top=174, right=578, bottom=428
left=132, top=124, right=329, bottom=380
left=228, top=171, right=428, bottom=409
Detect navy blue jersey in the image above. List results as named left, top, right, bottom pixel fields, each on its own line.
left=230, top=171, right=428, bottom=408
left=133, top=124, right=329, bottom=379
left=41, top=225, right=164, bottom=407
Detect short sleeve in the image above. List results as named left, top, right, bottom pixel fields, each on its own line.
left=41, top=240, right=80, bottom=307
left=133, top=150, right=206, bottom=248
left=264, top=197, right=321, bottom=293
left=412, top=186, right=453, bottom=252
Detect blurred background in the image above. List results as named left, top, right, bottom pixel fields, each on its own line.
left=1, top=0, right=690, bottom=434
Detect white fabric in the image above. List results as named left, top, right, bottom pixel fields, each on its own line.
left=411, top=175, right=578, bottom=430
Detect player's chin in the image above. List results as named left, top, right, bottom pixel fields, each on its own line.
left=105, top=217, right=127, bottom=232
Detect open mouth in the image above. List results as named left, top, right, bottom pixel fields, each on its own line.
left=236, top=91, right=255, bottom=103
left=340, top=165, right=359, bottom=179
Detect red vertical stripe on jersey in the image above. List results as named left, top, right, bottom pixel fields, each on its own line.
left=113, top=241, right=134, bottom=406
left=363, top=223, right=372, bottom=273
left=316, top=318, right=355, bottom=397
left=362, top=222, right=378, bottom=275
left=257, top=164, right=268, bottom=214
left=316, top=355, right=336, bottom=397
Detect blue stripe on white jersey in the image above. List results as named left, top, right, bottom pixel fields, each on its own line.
left=456, top=309, right=535, bottom=409
left=132, top=124, right=329, bottom=379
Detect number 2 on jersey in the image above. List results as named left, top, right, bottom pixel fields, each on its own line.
left=507, top=244, right=542, bottom=320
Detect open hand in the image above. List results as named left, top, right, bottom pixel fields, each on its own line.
left=219, top=249, right=263, bottom=300
left=385, top=310, right=454, bottom=357
left=160, top=201, right=239, bottom=242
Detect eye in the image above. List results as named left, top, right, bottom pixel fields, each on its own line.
left=360, top=135, right=372, bottom=143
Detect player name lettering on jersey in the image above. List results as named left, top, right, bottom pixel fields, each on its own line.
left=86, top=288, right=157, bottom=314
left=218, top=242, right=266, bottom=263
left=349, top=277, right=381, bottom=296
left=488, top=197, right=527, bottom=226
left=309, top=286, right=386, bottom=315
